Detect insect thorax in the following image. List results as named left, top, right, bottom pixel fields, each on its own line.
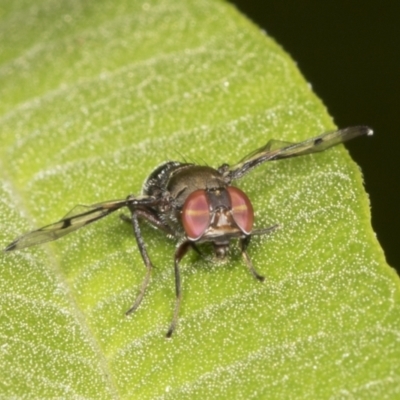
left=143, top=162, right=227, bottom=208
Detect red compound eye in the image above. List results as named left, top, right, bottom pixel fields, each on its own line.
left=182, top=189, right=210, bottom=240
left=227, top=186, right=254, bottom=234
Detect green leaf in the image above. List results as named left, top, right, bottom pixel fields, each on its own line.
left=1, top=0, right=399, bottom=398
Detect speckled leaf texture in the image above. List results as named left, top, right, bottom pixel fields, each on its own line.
left=1, top=0, right=399, bottom=398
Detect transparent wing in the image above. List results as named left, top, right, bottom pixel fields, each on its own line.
left=4, top=199, right=130, bottom=251
left=225, top=126, right=373, bottom=182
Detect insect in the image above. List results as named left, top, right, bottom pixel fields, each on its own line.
left=4, top=126, right=372, bottom=337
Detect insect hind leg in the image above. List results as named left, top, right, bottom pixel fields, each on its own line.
left=120, top=209, right=177, bottom=238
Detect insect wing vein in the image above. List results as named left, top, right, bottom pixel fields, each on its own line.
left=4, top=199, right=128, bottom=251
left=227, top=126, right=372, bottom=181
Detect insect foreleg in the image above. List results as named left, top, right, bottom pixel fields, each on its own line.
left=166, top=240, right=193, bottom=338
left=240, top=236, right=265, bottom=282
left=125, top=210, right=154, bottom=316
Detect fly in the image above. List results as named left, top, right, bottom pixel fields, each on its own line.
left=4, top=126, right=373, bottom=337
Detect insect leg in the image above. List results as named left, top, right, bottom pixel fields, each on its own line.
left=120, top=209, right=176, bottom=237
left=125, top=210, right=154, bottom=315
left=251, top=223, right=280, bottom=237
left=166, top=240, right=192, bottom=338
left=223, top=126, right=372, bottom=182
left=240, top=236, right=265, bottom=281
left=122, top=210, right=203, bottom=257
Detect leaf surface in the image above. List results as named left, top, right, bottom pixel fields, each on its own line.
left=1, top=0, right=399, bottom=398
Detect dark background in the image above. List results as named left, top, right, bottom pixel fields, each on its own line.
left=230, top=1, right=400, bottom=274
